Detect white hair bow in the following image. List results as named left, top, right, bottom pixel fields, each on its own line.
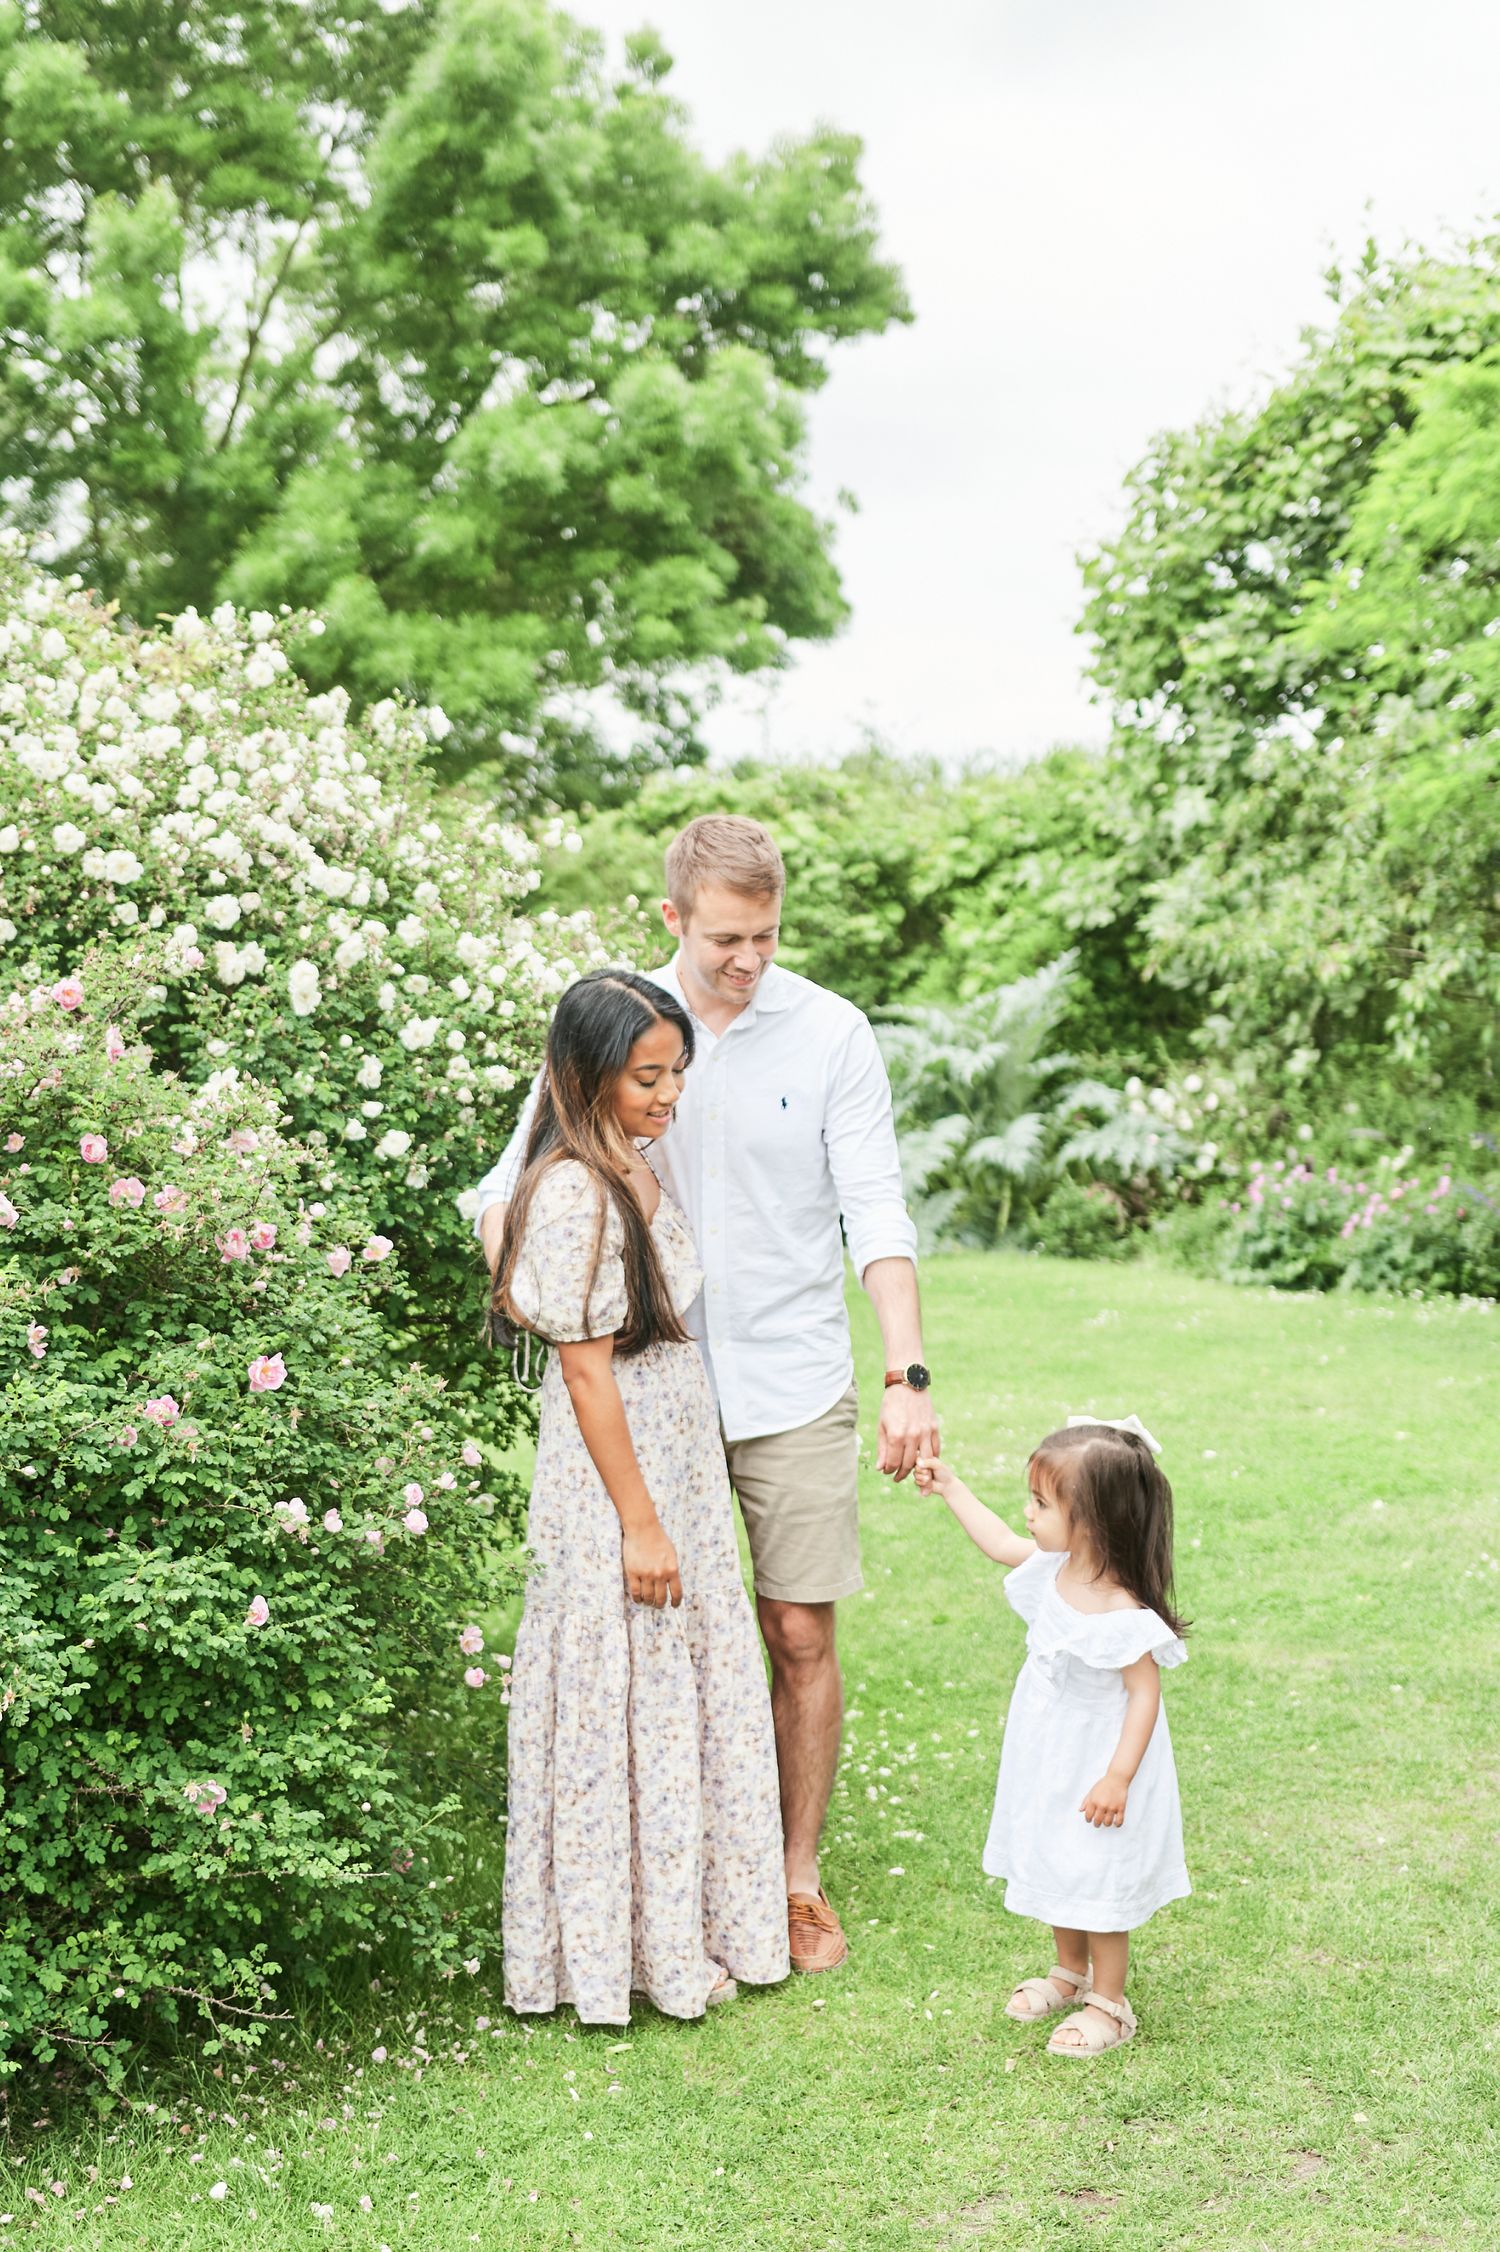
left=1066, top=1412, right=1163, bottom=1457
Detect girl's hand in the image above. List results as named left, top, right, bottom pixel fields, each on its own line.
left=915, top=1453, right=954, bottom=1498
left=622, top=1520, right=683, bottom=1608
left=1080, top=1772, right=1129, bottom=1828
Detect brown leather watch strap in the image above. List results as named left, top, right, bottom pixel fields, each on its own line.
left=884, top=1369, right=907, bottom=1388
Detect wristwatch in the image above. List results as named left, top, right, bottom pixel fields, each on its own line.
left=884, top=1363, right=932, bottom=1392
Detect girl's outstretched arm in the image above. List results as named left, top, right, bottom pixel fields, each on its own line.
left=915, top=1456, right=1035, bottom=1567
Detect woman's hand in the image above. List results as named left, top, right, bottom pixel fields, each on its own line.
left=1080, top=1771, right=1129, bottom=1828
left=622, top=1520, right=683, bottom=1609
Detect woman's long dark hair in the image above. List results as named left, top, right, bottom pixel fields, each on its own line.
left=1027, top=1425, right=1188, bottom=1636
left=490, top=969, right=695, bottom=1358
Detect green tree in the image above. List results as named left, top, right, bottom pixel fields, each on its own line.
left=0, top=0, right=908, bottom=803
left=1079, top=236, right=1500, bottom=1087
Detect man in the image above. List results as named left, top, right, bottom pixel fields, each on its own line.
left=474, top=814, right=940, bottom=1973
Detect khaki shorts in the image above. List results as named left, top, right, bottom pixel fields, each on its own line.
left=722, top=1383, right=862, bottom=1606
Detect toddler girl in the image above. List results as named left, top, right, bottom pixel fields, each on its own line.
left=916, top=1416, right=1189, bottom=2057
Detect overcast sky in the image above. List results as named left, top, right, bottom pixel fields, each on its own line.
left=578, top=0, right=1500, bottom=766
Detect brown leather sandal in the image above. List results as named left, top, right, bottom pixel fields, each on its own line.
left=787, top=1888, right=849, bottom=1973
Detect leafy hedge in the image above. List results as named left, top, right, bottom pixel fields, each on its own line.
left=0, top=954, right=517, bottom=2081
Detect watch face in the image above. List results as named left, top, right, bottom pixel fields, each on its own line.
left=905, top=1362, right=931, bottom=1392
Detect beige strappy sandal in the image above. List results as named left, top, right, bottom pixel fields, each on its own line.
left=1004, top=1963, right=1090, bottom=2023
left=1046, top=1989, right=1137, bottom=2057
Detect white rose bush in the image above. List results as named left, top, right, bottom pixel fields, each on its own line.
left=0, top=540, right=610, bottom=1433
left=0, top=553, right=605, bottom=2078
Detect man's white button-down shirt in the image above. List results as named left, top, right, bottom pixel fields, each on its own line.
left=473, top=957, right=917, bottom=1442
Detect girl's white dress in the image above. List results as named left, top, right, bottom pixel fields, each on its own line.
left=983, top=1549, right=1190, bottom=1932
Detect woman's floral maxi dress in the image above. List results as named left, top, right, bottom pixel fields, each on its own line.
left=501, top=1160, right=789, bottom=2023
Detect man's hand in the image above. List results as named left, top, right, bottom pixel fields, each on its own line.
left=877, top=1383, right=940, bottom=1482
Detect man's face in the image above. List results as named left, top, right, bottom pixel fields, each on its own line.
left=662, top=883, right=782, bottom=1008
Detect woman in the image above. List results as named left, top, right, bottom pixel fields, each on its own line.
left=492, top=969, right=789, bottom=2023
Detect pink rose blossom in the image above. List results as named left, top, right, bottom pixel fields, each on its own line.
left=247, top=1352, right=286, bottom=1393
left=362, top=1235, right=393, bottom=1264
left=108, top=1176, right=146, bottom=1208
left=183, top=1779, right=227, bottom=1816
left=79, top=1134, right=108, bottom=1163
left=142, top=1394, right=180, bottom=1427
left=226, top=1129, right=259, bottom=1155
left=322, top=1508, right=343, bottom=1533
left=459, top=1626, right=484, bottom=1656
left=325, top=1245, right=353, bottom=1277
left=364, top=1527, right=384, bottom=1551
left=104, top=1024, right=127, bottom=1062
left=4, top=1132, right=23, bottom=1153
left=497, top=1651, right=512, bottom=1669
left=390, top=1848, right=413, bottom=1874
left=249, top=1222, right=277, bottom=1251
left=0, top=1193, right=16, bottom=1229
left=403, top=1482, right=424, bottom=1506
left=464, top=1667, right=488, bottom=1689
left=245, top=1594, right=270, bottom=1628
left=461, top=1439, right=482, bottom=1468
left=436, top=1471, right=456, bottom=1490
left=153, top=1184, right=187, bottom=1214
left=403, top=1507, right=429, bottom=1535
left=171, top=1127, right=198, bottom=1157
left=26, top=1322, right=47, bottom=1359
left=51, top=976, right=84, bottom=1012
left=220, top=1228, right=251, bottom=1261
left=118, top=1424, right=139, bottom=1448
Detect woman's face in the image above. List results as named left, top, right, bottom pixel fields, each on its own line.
left=612, top=1016, right=689, bottom=1145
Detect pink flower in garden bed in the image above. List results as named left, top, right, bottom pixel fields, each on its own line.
left=183, top=1779, right=228, bottom=1816
left=459, top=1626, right=484, bottom=1655
left=108, top=1176, right=146, bottom=1208
left=403, top=1482, right=424, bottom=1507
left=219, top=1228, right=252, bottom=1261
left=152, top=1184, right=187, bottom=1214
left=51, top=977, right=84, bottom=1012
left=104, top=1025, right=127, bottom=1062
left=403, top=1507, right=429, bottom=1535
left=247, top=1352, right=286, bottom=1392
left=0, top=1194, right=17, bottom=1229
left=464, top=1666, right=488, bottom=1689
left=26, top=1323, right=47, bottom=1359
left=461, top=1439, right=482, bottom=1468
left=362, top=1235, right=393, bottom=1264
left=4, top=1132, right=23, bottom=1153
left=118, top=1425, right=139, bottom=1448
left=249, top=1222, right=277, bottom=1251
left=79, top=1134, right=108, bottom=1163
left=245, top=1595, right=270, bottom=1628
left=142, top=1394, right=180, bottom=1427
left=322, top=1508, right=343, bottom=1532
left=325, top=1245, right=352, bottom=1276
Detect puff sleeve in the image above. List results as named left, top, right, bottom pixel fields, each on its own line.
left=1003, top=1549, right=1064, bottom=1623
left=506, top=1162, right=629, bottom=1344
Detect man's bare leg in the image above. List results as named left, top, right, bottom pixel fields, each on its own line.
left=756, top=1595, right=841, bottom=1898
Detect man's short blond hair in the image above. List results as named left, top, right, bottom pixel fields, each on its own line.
left=664, top=815, right=786, bottom=916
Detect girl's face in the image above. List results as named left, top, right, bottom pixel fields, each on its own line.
left=612, top=1016, right=689, bottom=1145
left=1024, top=1470, right=1072, bottom=1553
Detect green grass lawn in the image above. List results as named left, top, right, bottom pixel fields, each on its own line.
left=5, top=1254, right=1498, bottom=2250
